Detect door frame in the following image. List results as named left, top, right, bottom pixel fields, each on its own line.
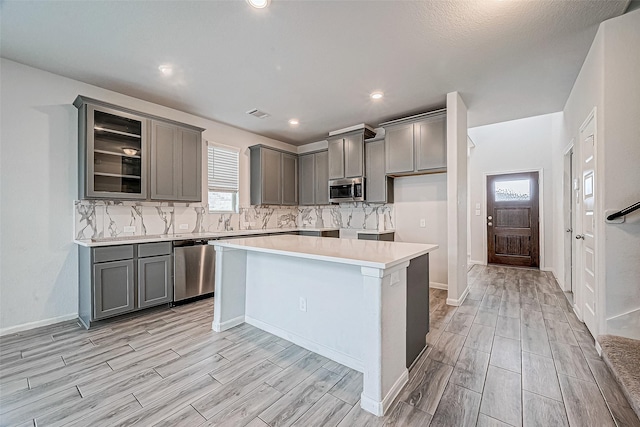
left=482, top=168, right=545, bottom=269
left=562, top=140, right=575, bottom=293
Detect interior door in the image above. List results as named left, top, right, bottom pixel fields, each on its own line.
left=487, top=172, right=540, bottom=267
left=579, top=114, right=597, bottom=335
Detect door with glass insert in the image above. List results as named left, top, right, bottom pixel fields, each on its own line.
left=86, top=105, right=147, bottom=199
left=487, top=172, right=539, bottom=267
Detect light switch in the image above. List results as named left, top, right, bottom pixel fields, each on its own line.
left=475, top=202, right=481, bottom=209
left=475, top=209, right=481, bottom=216
left=420, top=219, right=426, bottom=228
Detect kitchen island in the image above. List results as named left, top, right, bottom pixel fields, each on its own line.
left=211, top=235, right=438, bottom=416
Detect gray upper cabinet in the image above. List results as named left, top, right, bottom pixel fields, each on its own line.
left=150, top=120, right=202, bottom=202
left=281, top=153, right=298, bottom=205
left=382, top=110, right=447, bottom=176
left=298, top=150, right=329, bottom=206
left=74, top=96, right=204, bottom=202
left=415, top=115, right=447, bottom=171
left=385, top=123, right=414, bottom=175
left=327, top=138, right=344, bottom=180
left=299, top=153, right=315, bottom=206
left=366, top=138, right=394, bottom=203
left=328, top=128, right=375, bottom=180
left=344, top=134, right=364, bottom=178
left=250, top=145, right=299, bottom=206
left=314, top=150, right=329, bottom=205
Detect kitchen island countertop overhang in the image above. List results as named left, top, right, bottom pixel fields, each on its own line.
left=210, top=235, right=438, bottom=417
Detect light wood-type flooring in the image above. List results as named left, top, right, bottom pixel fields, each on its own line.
left=1, top=265, right=639, bottom=426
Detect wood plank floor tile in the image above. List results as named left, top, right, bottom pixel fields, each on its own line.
left=449, top=346, right=490, bottom=393
left=134, top=355, right=228, bottom=407
left=259, top=368, right=342, bottom=427
left=192, top=360, right=282, bottom=419
left=498, top=301, right=521, bottom=319
left=154, top=340, right=233, bottom=378
left=477, top=413, right=513, bottom=426
left=268, top=344, right=311, bottom=369
left=522, top=390, right=568, bottom=427
left=211, top=341, right=286, bottom=384
left=609, top=403, right=640, bottom=427
left=429, top=382, right=482, bottom=427
left=540, top=304, right=567, bottom=323
left=111, top=374, right=222, bottom=426
left=323, top=360, right=353, bottom=377
left=490, top=335, right=521, bottom=373
left=429, top=331, right=466, bottom=366
left=521, top=325, right=551, bottom=357
left=480, top=295, right=502, bottom=313
left=573, top=330, right=600, bottom=360
left=201, top=383, right=282, bottom=427
left=328, top=369, right=363, bottom=405
left=383, top=401, right=433, bottom=427
left=401, top=357, right=453, bottom=415
left=0, top=378, right=28, bottom=397
left=550, top=342, right=594, bottom=382
left=496, top=316, right=520, bottom=341
left=520, top=309, right=545, bottom=330
left=0, top=386, right=81, bottom=426
left=545, top=319, right=578, bottom=346
left=521, top=351, right=562, bottom=401
left=290, top=393, right=352, bottom=427
left=445, top=312, right=475, bottom=336
left=480, top=365, right=522, bottom=427
left=585, top=356, right=632, bottom=408
left=474, top=308, right=498, bottom=328
left=0, top=355, right=65, bottom=383
left=153, top=404, right=207, bottom=427
left=558, top=374, right=616, bottom=427
left=464, top=323, right=495, bottom=354
left=267, top=352, right=330, bottom=393
left=336, top=401, right=384, bottom=427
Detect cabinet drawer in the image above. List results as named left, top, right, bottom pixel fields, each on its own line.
left=138, top=242, right=172, bottom=258
left=93, top=245, right=134, bottom=263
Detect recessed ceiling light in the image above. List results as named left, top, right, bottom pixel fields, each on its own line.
left=158, top=65, right=173, bottom=76
left=370, top=91, right=384, bottom=100
left=288, top=119, right=299, bottom=125
left=247, top=0, right=269, bottom=8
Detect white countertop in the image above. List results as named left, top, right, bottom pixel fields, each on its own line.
left=74, top=227, right=340, bottom=247
left=211, top=234, right=438, bottom=269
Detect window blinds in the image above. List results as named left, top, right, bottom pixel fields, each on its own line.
left=207, top=145, right=239, bottom=192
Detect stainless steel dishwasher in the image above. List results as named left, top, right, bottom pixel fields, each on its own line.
left=173, top=240, right=215, bottom=303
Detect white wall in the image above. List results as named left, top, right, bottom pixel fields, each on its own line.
left=393, top=174, right=448, bottom=286
left=468, top=113, right=558, bottom=272
left=0, top=59, right=296, bottom=333
left=557, top=10, right=640, bottom=339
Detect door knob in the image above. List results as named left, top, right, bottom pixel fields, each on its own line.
left=488, top=222, right=493, bottom=226
left=575, top=234, right=585, bottom=240
left=487, top=216, right=493, bottom=220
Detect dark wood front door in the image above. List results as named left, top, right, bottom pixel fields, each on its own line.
left=487, top=172, right=539, bottom=267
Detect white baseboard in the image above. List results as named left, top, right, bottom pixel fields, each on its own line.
left=595, top=340, right=603, bottom=356
left=446, top=285, right=470, bottom=307
left=213, top=315, right=245, bottom=332
left=468, top=259, right=486, bottom=266
left=0, top=313, right=78, bottom=337
left=245, top=315, right=364, bottom=372
left=429, top=282, right=448, bottom=290
left=360, top=369, right=409, bottom=416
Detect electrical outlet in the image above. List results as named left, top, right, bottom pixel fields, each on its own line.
left=299, top=297, right=307, bottom=312
left=419, top=219, right=426, bottom=228
left=179, top=224, right=189, bottom=230
left=123, top=226, right=135, bottom=233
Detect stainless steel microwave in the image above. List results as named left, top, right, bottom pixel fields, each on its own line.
left=329, top=177, right=364, bottom=203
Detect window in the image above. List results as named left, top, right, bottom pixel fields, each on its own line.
left=207, top=144, right=239, bottom=213
left=494, top=179, right=530, bottom=201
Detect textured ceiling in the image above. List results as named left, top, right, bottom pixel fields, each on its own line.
left=0, top=1, right=628, bottom=145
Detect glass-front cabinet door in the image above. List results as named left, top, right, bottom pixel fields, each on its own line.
left=85, top=105, right=148, bottom=199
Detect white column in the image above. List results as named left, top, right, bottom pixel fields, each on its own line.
left=360, top=262, right=409, bottom=416
left=212, top=245, right=247, bottom=331
left=446, top=91, right=469, bottom=306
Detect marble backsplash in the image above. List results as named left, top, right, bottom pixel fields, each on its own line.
left=74, top=200, right=394, bottom=240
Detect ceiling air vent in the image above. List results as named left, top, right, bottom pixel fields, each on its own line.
left=246, top=108, right=270, bottom=119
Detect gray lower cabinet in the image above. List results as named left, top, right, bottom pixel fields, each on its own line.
left=298, top=230, right=339, bottom=238
left=138, top=255, right=173, bottom=308
left=79, top=242, right=173, bottom=328
left=298, top=150, right=329, bottom=206
left=93, top=259, right=135, bottom=320
left=358, top=232, right=395, bottom=241
left=150, top=120, right=202, bottom=202
left=382, top=111, right=447, bottom=176
left=365, top=137, right=394, bottom=203
left=250, top=145, right=299, bottom=206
